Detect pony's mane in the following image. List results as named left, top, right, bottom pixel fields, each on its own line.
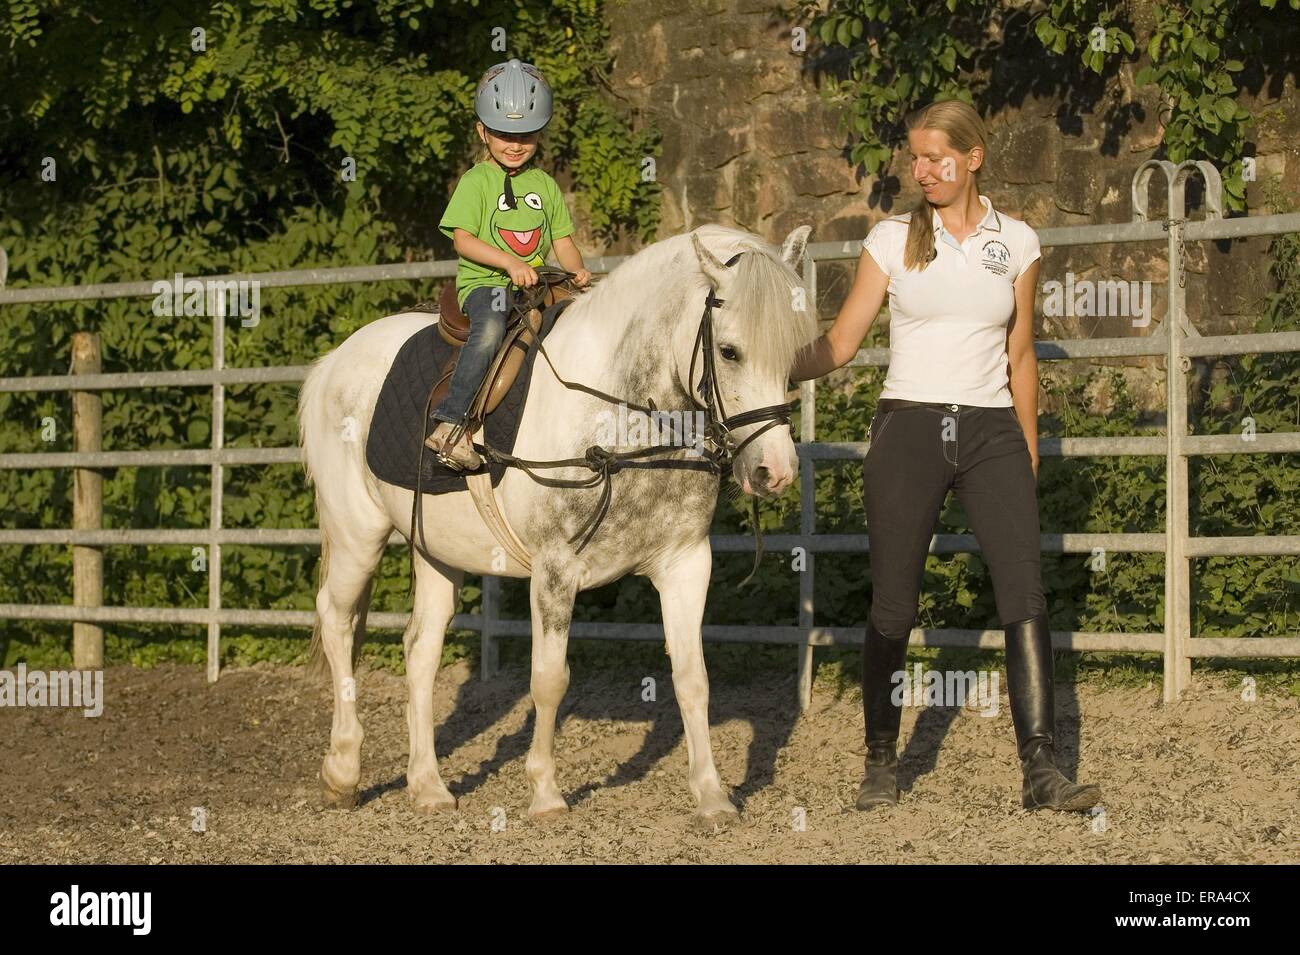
left=578, top=224, right=816, bottom=375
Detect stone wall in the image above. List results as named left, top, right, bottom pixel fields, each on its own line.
left=579, top=0, right=1299, bottom=410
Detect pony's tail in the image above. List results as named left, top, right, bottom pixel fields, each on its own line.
left=305, top=530, right=332, bottom=683
left=297, top=348, right=335, bottom=489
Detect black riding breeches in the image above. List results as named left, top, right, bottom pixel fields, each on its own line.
left=862, top=400, right=1046, bottom=640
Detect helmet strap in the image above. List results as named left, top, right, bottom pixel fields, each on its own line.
left=482, top=134, right=521, bottom=209
left=499, top=161, right=518, bottom=209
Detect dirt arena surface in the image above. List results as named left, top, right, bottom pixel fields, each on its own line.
left=1, top=660, right=1294, bottom=864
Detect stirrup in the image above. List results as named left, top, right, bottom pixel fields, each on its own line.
left=426, top=420, right=481, bottom=471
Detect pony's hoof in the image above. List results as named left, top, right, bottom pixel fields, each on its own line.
left=695, top=805, right=740, bottom=831
left=318, top=779, right=358, bottom=810
left=528, top=798, right=569, bottom=820
left=409, top=788, right=458, bottom=814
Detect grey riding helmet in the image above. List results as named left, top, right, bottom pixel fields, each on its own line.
left=475, top=59, right=553, bottom=134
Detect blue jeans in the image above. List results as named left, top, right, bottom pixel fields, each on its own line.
left=433, top=285, right=509, bottom=425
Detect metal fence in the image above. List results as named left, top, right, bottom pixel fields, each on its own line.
left=1, top=160, right=1298, bottom=705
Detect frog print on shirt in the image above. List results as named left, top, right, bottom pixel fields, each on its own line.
left=490, top=190, right=549, bottom=266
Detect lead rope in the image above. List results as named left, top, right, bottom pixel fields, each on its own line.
left=408, top=373, right=443, bottom=594
left=689, top=287, right=786, bottom=587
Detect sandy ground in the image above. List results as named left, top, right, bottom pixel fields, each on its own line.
left=0, top=660, right=1294, bottom=864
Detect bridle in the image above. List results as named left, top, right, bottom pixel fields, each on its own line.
left=415, top=249, right=792, bottom=583
left=687, top=251, right=795, bottom=468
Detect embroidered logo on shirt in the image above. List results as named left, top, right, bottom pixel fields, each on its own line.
left=980, top=240, right=1010, bottom=276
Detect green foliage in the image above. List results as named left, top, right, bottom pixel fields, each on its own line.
left=0, top=1, right=658, bottom=244
left=1185, top=179, right=1300, bottom=638
left=806, top=0, right=1296, bottom=210
left=1133, top=0, right=1263, bottom=208
left=570, top=97, right=663, bottom=242
left=1034, top=0, right=1135, bottom=74
left=805, top=0, right=987, bottom=174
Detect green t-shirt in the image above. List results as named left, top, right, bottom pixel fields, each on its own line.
left=438, top=161, right=575, bottom=308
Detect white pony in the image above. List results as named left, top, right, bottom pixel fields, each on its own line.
left=298, top=224, right=815, bottom=823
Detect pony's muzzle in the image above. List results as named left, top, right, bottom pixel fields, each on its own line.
left=739, top=447, right=795, bottom=496
left=755, top=462, right=794, bottom=495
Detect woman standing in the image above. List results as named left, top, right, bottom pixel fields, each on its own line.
left=791, top=100, right=1101, bottom=813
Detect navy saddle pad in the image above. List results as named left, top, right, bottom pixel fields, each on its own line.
left=365, top=299, right=571, bottom=495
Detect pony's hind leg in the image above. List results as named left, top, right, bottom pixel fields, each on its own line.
left=405, top=551, right=463, bottom=812
left=314, top=521, right=388, bottom=809
left=525, top=559, right=578, bottom=818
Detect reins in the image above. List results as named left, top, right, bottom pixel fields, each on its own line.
left=412, top=251, right=792, bottom=587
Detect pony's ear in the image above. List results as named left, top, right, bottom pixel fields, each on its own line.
left=691, top=231, right=729, bottom=290
left=780, top=225, right=812, bottom=271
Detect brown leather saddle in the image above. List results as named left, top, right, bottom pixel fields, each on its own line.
left=427, top=266, right=577, bottom=426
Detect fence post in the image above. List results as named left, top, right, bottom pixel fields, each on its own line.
left=796, top=253, right=818, bottom=712
left=1163, top=224, right=1193, bottom=702
left=1162, top=178, right=1198, bottom=702
left=71, top=332, right=103, bottom=668
left=482, top=574, right=499, bottom=680
left=208, top=310, right=224, bottom=682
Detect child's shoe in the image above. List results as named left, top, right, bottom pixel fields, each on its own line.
left=426, top=421, right=481, bottom=471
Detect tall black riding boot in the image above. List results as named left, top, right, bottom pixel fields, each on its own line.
left=856, top=619, right=910, bottom=811
left=1003, top=614, right=1102, bottom=812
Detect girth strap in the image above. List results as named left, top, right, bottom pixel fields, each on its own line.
left=466, top=469, right=533, bottom=573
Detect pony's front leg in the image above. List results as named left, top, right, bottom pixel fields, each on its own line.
left=650, top=538, right=738, bottom=823
left=405, top=552, right=462, bottom=813
left=525, top=559, right=578, bottom=818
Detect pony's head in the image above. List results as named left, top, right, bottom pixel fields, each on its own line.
left=682, top=224, right=817, bottom=497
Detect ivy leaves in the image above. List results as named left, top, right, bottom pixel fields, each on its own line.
left=810, top=0, right=983, bottom=175
left=1135, top=1, right=1261, bottom=207
left=810, top=0, right=1294, bottom=211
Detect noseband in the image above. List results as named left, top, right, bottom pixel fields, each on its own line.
left=688, top=251, right=795, bottom=470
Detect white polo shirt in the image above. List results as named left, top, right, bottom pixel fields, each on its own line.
left=862, top=196, right=1041, bottom=407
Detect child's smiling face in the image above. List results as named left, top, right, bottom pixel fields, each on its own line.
left=477, top=122, right=539, bottom=170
